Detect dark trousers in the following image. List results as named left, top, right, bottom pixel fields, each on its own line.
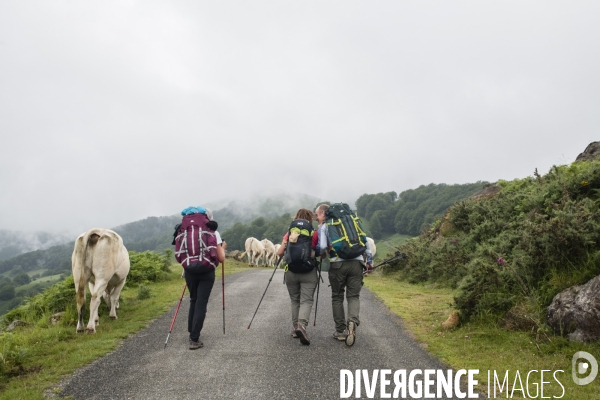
left=184, top=265, right=215, bottom=342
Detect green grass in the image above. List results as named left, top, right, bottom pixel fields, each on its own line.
left=364, top=273, right=600, bottom=399
left=16, top=276, right=62, bottom=293
left=29, top=274, right=62, bottom=284
left=372, top=233, right=412, bottom=261
left=0, top=275, right=63, bottom=318
left=26, top=269, right=47, bottom=278
left=0, top=259, right=250, bottom=400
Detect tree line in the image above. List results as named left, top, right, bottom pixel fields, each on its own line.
left=222, top=213, right=295, bottom=251
left=356, top=182, right=487, bottom=238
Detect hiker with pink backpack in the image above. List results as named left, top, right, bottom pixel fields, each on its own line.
left=173, top=207, right=226, bottom=350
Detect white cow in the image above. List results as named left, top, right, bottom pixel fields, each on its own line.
left=272, top=244, right=282, bottom=266
left=260, top=239, right=276, bottom=267
left=241, top=237, right=265, bottom=266
left=367, top=237, right=377, bottom=259
left=72, top=228, right=130, bottom=334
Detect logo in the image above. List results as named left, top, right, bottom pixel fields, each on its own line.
left=572, top=351, right=598, bottom=385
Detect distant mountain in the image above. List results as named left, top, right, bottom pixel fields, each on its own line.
left=212, top=192, right=322, bottom=231
left=0, top=192, right=323, bottom=275
left=0, top=230, right=72, bottom=261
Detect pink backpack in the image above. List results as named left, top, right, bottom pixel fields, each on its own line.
left=174, top=213, right=218, bottom=269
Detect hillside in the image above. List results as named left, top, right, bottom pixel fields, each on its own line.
left=211, top=192, right=322, bottom=231
left=355, top=182, right=487, bottom=238
left=0, top=230, right=71, bottom=261
left=0, top=193, right=323, bottom=316
left=0, top=192, right=323, bottom=272
left=386, top=158, right=600, bottom=329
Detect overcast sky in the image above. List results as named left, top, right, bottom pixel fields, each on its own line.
left=1, top=1, right=598, bottom=234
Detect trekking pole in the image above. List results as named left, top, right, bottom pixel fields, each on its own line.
left=222, top=260, right=225, bottom=334
left=248, top=257, right=280, bottom=329
left=364, top=252, right=407, bottom=275
left=314, top=258, right=322, bottom=327
left=164, top=284, right=187, bottom=349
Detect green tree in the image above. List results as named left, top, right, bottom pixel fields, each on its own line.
left=0, top=284, right=16, bottom=300
left=12, top=273, right=31, bottom=286
left=356, top=194, right=375, bottom=218
left=365, top=196, right=390, bottom=220
left=369, top=216, right=383, bottom=239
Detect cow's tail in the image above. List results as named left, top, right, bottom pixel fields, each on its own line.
left=75, top=229, right=103, bottom=305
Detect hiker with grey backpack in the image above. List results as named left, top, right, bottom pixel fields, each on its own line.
left=276, top=208, right=320, bottom=345
left=315, top=203, right=372, bottom=347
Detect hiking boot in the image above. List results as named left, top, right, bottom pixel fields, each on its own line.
left=291, top=329, right=299, bottom=338
left=345, top=321, right=356, bottom=347
left=294, top=323, right=310, bottom=345
left=189, top=340, right=204, bottom=350
left=333, top=330, right=348, bottom=341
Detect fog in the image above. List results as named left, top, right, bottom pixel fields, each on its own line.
left=1, top=1, right=598, bottom=235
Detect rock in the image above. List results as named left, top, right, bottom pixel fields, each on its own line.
left=470, top=184, right=502, bottom=200
left=546, top=274, right=600, bottom=342
left=49, top=312, right=65, bottom=325
left=441, top=311, right=459, bottom=329
left=438, top=214, right=455, bottom=237
left=575, top=141, right=600, bottom=162
left=501, top=303, right=538, bottom=331
left=5, top=320, right=31, bottom=332
left=226, top=250, right=243, bottom=261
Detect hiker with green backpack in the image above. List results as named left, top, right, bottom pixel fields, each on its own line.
left=315, top=203, right=373, bottom=347
left=276, top=208, right=320, bottom=345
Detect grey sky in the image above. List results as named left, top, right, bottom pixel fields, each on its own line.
left=1, top=1, right=598, bottom=234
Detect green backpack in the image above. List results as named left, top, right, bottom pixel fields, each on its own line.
left=325, top=203, right=367, bottom=259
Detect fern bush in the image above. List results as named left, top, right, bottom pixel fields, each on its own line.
left=137, top=285, right=152, bottom=300
left=126, top=251, right=172, bottom=286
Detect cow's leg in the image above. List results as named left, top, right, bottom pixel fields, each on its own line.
left=103, top=287, right=112, bottom=309
left=108, top=278, right=126, bottom=319
left=88, top=282, right=97, bottom=323
left=87, top=280, right=108, bottom=333
left=73, top=269, right=86, bottom=333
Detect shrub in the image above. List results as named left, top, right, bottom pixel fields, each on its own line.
left=0, top=332, right=27, bottom=383
left=393, top=159, right=600, bottom=321
left=127, top=251, right=172, bottom=286
left=137, top=285, right=151, bottom=300
left=0, top=284, right=15, bottom=301
left=12, top=273, right=31, bottom=286
left=4, top=276, right=76, bottom=324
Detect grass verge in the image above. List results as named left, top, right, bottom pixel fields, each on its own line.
left=364, top=272, right=600, bottom=399
left=0, top=259, right=250, bottom=400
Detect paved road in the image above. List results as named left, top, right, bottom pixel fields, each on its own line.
left=58, top=269, right=463, bottom=399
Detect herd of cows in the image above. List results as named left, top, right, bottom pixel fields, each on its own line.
left=69, top=227, right=378, bottom=335
left=239, top=236, right=377, bottom=267
left=240, top=237, right=282, bottom=267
